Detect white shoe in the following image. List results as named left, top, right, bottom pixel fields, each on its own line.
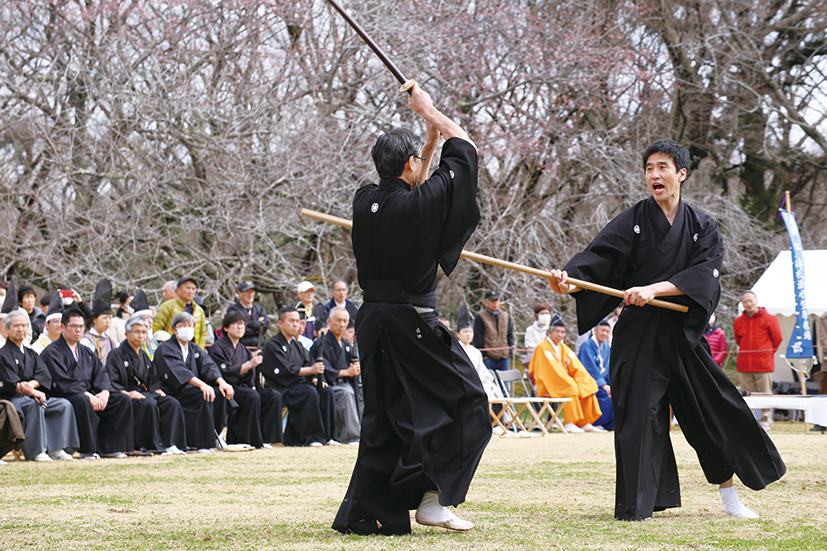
left=492, top=426, right=505, bottom=435
left=720, top=486, right=759, bottom=519
left=33, top=452, right=53, bottom=462
left=49, top=449, right=74, bottom=460
left=164, top=445, right=185, bottom=455
left=583, top=424, right=606, bottom=432
left=309, top=442, right=323, bottom=447
left=325, top=440, right=342, bottom=446
left=346, top=440, right=360, bottom=446
left=197, top=448, right=215, bottom=453
left=80, top=453, right=100, bottom=460
left=261, top=443, right=273, bottom=449
left=102, top=452, right=128, bottom=459
left=0, top=459, right=6, bottom=465
left=564, top=423, right=584, bottom=433
left=415, top=492, right=474, bottom=531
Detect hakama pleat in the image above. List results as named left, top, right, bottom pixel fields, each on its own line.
left=170, top=385, right=216, bottom=449
left=11, top=395, right=79, bottom=458
left=332, top=383, right=361, bottom=443
left=282, top=382, right=334, bottom=446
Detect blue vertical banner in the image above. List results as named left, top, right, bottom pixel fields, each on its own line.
left=778, top=209, right=814, bottom=359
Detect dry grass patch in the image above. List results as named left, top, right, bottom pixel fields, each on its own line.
left=1, top=422, right=825, bottom=550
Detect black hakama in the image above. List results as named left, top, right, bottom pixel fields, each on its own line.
left=209, top=336, right=279, bottom=448
left=260, top=332, right=334, bottom=446
left=154, top=338, right=223, bottom=450
left=42, top=336, right=133, bottom=455
left=564, top=197, right=786, bottom=521
left=106, top=342, right=187, bottom=451
left=333, top=137, right=491, bottom=535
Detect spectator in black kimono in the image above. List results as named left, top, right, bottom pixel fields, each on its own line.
left=105, top=315, right=187, bottom=455
left=154, top=312, right=234, bottom=452
left=260, top=307, right=335, bottom=447
left=310, top=306, right=361, bottom=445
left=42, top=308, right=133, bottom=459
left=209, top=310, right=283, bottom=447
left=0, top=309, right=79, bottom=460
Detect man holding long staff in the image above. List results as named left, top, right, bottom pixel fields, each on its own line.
left=332, top=84, right=490, bottom=535
left=548, top=140, right=785, bottom=521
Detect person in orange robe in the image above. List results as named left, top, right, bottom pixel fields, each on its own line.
left=529, top=314, right=603, bottom=432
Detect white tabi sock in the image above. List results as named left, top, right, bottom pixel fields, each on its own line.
left=719, top=486, right=759, bottom=519
left=415, top=491, right=474, bottom=531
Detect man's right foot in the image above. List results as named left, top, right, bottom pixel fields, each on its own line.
left=415, top=491, right=474, bottom=531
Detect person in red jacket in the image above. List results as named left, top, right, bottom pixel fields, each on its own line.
left=733, top=291, right=783, bottom=429
left=703, top=312, right=728, bottom=369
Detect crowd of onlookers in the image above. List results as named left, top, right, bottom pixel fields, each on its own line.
left=1, top=279, right=824, bottom=463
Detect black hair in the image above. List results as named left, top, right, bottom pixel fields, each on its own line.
left=62, top=308, right=85, bottom=326
left=278, top=306, right=298, bottom=321
left=222, top=309, right=247, bottom=329
left=40, top=293, right=53, bottom=306
left=371, top=128, right=423, bottom=178
left=18, top=285, right=36, bottom=303
left=642, top=140, right=690, bottom=175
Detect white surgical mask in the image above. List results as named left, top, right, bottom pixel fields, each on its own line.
left=537, top=313, right=551, bottom=327
left=176, top=327, right=195, bottom=342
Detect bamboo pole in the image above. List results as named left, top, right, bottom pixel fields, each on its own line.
left=300, top=208, right=689, bottom=314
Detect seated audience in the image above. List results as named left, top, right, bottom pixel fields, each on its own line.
left=703, top=312, right=728, bottom=369
left=153, top=276, right=207, bottom=345
left=523, top=302, right=551, bottom=366
left=80, top=279, right=118, bottom=365
left=0, top=398, right=25, bottom=463
left=154, top=312, right=234, bottom=452
left=310, top=306, right=361, bottom=445
left=32, top=292, right=65, bottom=354
left=209, top=311, right=283, bottom=447
left=296, top=313, right=314, bottom=351
left=528, top=314, right=603, bottom=433
left=321, top=279, right=359, bottom=322
left=19, top=285, right=45, bottom=342
left=473, top=289, right=514, bottom=372
left=226, top=280, right=270, bottom=348
left=293, top=281, right=327, bottom=340
left=110, top=291, right=134, bottom=344
left=130, top=290, right=159, bottom=359
left=0, top=309, right=79, bottom=460
left=260, top=307, right=336, bottom=447
left=577, top=319, right=614, bottom=430
left=42, top=308, right=133, bottom=459
left=106, top=315, right=187, bottom=455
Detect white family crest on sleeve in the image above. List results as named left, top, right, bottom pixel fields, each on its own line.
left=371, top=203, right=379, bottom=213
left=449, top=170, right=455, bottom=179
left=693, top=233, right=698, bottom=242
left=713, top=269, right=719, bottom=278
left=633, top=225, right=641, bottom=234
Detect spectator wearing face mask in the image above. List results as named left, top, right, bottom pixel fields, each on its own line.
left=523, top=302, right=551, bottom=366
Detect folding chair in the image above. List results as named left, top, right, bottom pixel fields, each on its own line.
left=491, top=369, right=571, bottom=435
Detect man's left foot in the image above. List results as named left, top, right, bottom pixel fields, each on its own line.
left=325, top=440, right=342, bottom=446
left=720, top=486, right=759, bottom=519
left=415, top=491, right=474, bottom=531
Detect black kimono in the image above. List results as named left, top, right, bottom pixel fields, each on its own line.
left=226, top=302, right=271, bottom=347
left=154, top=338, right=222, bottom=449
left=333, top=137, right=491, bottom=535
left=209, top=336, right=283, bottom=447
left=0, top=341, right=79, bottom=459
left=260, top=332, right=334, bottom=446
left=42, top=336, right=133, bottom=455
left=310, top=331, right=361, bottom=443
left=564, top=197, right=785, bottom=521
left=105, top=341, right=187, bottom=452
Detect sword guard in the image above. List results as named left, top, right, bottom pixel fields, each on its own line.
left=399, top=79, right=416, bottom=95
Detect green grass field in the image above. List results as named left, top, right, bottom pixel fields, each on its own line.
left=2, top=422, right=825, bottom=550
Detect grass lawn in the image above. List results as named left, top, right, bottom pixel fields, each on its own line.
left=1, top=422, right=824, bottom=550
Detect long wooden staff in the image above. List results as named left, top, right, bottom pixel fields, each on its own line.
left=300, top=208, right=689, bottom=313
left=326, top=0, right=416, bottom=94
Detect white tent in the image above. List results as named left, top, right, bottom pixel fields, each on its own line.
left=748, top=250, right=827, bottom=383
